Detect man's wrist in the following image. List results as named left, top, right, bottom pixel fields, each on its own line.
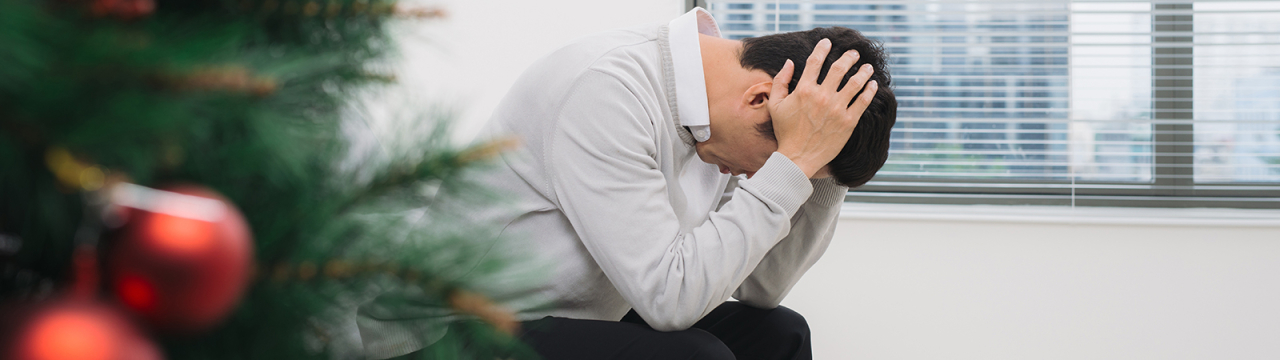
left=748, top=152, right=815, bottom=215
left=776, top=148, right=822, bottom=179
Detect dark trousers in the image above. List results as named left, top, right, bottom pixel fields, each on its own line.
left=519, top=302, right=813, bottom=360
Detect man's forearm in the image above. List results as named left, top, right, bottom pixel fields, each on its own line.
left=733, top=177, right=846, bottom=308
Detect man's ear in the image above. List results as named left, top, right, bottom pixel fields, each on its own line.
left=744, top=82, right=773, bottom=109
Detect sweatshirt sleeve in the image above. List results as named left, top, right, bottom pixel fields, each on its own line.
left=546, top=70, right=813, bottom=331
left=733, top=177, right=847, bottom=308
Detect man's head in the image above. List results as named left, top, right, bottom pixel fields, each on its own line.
left=698, top=26, right=897, bottom=187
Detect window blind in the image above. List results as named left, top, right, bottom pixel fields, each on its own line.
left=700, top=0, right=1280, bottom=208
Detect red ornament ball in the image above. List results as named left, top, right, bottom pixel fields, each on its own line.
left=90, top=0, right=155, bottom=20
left=106, top=184, right=254, bottom=333
left=3, top=300, right=161, bottom=360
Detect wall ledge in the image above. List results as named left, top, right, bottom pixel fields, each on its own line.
left=840, top=202, right=1280, bottom=227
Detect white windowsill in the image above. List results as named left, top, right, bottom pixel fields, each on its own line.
left=840, top=202, right=1280, bottom=227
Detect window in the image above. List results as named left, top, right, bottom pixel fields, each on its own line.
left=700, top=0, right=1280, bottom=208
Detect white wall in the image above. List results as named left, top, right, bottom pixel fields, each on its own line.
left=784, top=204, right=1280, bottom=360
left=383, top=0, right=685, bottom=144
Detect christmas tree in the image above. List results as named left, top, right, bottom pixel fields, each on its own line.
left=0, top=0, right=533, bottom=358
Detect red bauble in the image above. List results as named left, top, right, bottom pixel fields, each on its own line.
left=106, top=184, right=254, bottom=333
left=2, top=300, right=162, bottom=360
left=89, top=0, right=155, bottom=20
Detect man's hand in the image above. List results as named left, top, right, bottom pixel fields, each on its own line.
left=767, top=38, right=878, bottom=178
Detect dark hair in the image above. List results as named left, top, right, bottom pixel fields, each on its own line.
left=740, top=27, right=897, bottom=188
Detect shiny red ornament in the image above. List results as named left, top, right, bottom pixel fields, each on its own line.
left=106, top=184, right=254, bottom=333
left=89, top=0, right=155, bottom=20
left=2, top=300, right=162, bottom=360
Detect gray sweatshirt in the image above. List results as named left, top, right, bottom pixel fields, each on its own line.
left=473, top=21, right=848, bottom=330
left=354, top=21, right=848, bottom=359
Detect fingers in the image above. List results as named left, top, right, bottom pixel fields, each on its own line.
left=838, top=63, right=876, bottom=107
left=799, top=38, right=831, bottom=86
left=848, top=79, right=879, bottom=121
left=823, top=49, right=859, bottom=91
left=768, top=59, right=795, bottom=108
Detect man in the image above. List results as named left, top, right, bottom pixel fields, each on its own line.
left=367, top=7, right=896, bottom=360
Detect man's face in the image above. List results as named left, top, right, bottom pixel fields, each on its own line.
left=695, top=106, right=777, bottom=178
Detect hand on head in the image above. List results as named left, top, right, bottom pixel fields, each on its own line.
left=766, top=38, right=878, bottom=179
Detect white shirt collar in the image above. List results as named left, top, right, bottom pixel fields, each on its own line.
left=668, top=7, right=720, bottom=142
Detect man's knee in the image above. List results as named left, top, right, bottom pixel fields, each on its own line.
left=747, top=306, right=811, bottom=360
left=763, top=305, right=810, bottom=339
left=667, top=328, right=736, bottom=360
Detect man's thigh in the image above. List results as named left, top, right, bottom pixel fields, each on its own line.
left=622, top=302, right=813, bottom=360
left=519, top=315, right=734, bottom=360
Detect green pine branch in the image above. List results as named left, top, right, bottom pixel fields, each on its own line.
left=0, top=0, right=536, bottom=358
